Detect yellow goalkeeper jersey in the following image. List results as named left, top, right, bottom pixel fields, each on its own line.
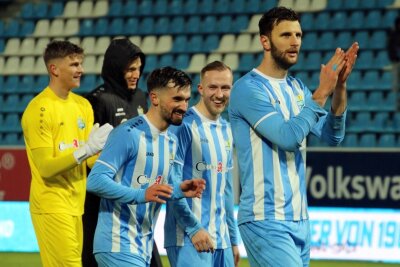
left=22, top=87, right=94, bottom=215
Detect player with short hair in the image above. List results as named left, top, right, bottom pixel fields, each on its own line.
left=22, top=40, right=113, bottom=267
left=164, top=61, right=240, bottom=267
left=229, top=7, right=359, bottom=267
left=86, top=67, right=206, bottom=267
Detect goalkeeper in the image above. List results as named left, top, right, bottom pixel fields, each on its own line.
left=21, top=40, right=113, bottom=267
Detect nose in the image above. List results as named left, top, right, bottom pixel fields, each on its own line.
left=215, top=87, right=223, bottom=98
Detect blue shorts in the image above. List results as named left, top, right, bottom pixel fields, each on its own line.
left=166, top=244, right=234, bottom=267
left=239, top=219, right=310, bottom=267
left=95, top=252, right=149, bottom=267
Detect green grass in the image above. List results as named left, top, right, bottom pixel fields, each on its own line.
left=1, top=253, right=400, bottom=267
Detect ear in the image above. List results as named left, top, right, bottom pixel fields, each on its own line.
left=197, top=84, right=203, bottom=96
left=260, top=35, right=271, bottom=51
left=149, top=91, right=159, bottom=106
left=49, top=63, right=58, bottom=77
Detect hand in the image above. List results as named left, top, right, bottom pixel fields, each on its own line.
left=180, top=178, right=206, bottom=198
left=191, top=229, right=215, bottom=253
left=319, top=47, right=346, bottom=95
left=337, top=42, right=359, bottom=87
left=232, top=245, right=240, bottom=267
left=85, top=123, right=114, bottom=156
left=145, top=184, right=173, bottom=204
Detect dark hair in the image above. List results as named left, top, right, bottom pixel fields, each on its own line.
left=259, top=6, right=300, bottom=36
left=200, top=61, right=232, bottom=80
left=43, top=40, right=84, bottom=65
left=147, top=66, right=192, bottom=93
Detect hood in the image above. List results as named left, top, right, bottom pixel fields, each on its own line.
left=101, top=38, right=146, bottom=99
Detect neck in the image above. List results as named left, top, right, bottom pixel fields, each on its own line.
left=48, top=80, right=71, bottom=99
left=195, top=102, right=218, bottom=121
left=146, top=107, right=169, bottom=132
left=257, top=54, right=287, bottom=79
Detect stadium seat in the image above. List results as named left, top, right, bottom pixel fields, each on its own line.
left=186, top=54, right=206, bottom=73
left=348, top=91, right=367, bottom=110
left=33, top=57, right=47, bottom=75
left=175, top=54, right=190, bottom=69
left=319, top=32, right=335, bottom=51
left=326, top=0, right=343, bottom=10
left=204, top=34, right=220, bottom=52
left=18, top=94, right=34, bottom=112
left=3, top=19, right=20, bottom=37
left=78, top=1, right=95, bottom=18
left=233, top=15, right=249, bottom=32
left=124, top=18, right=139, bottom=35
left=35, top=75, right=48, bottom=92
left=154, top=35, right=172, bottom=54
left=300, top=13, right=314, bottom=31
left=2, top=94, right=19, bottom=112
left=154, top=0, right=168, bottom=15
left=234, top=34, right=252, bottom=53
left=2, top=113, right=21, bottom=132
left=143, top=55, right=157, bottom=73
left=347, top=11, right=365, bottom=30
left=201, top=16, right=217, bottom=34
left=77, top=75, right=97, bottom=94
left=129, top=36, right=141, bottom=47
left=172, top=35, right=188, bottom=53
left=341, top=133, right=358, bottom=147
left=108, top=0, right=123, bottom=17
left=378, top=133, right=396, bottom=147
left=123, top=0, right=138, bottom=16
left=34, top=37, right=50, bottom=55
left=169, top=17, right=185, bottom=34
left=301, top=32, right=318, bottom=51
left=382, top=9, right=398, bottom=28
left=356, top=51, right=373, bottom=70
left=48, top=1, right=63, bottom=18
left=238, top=54, right=256, bottom=72
left=33, top=2, right=48, bottom=19
left=92, top=1, right=108, bottom=17
left=20, top=2, right=34, bottom=19
left=81, top=37, right=96, bottom=55
left=20, top=56, right=35, bottom=74
left=62, top=1, right=78, bottom=18
left=139, top=17, right=155, bottom=35
left=19, top=38, right=36, bottom=56
left=94, top=18, right=109, bottom=36
left=246, top=15, right=262, bottom=33
left=186, top=16, right=201, bottom=34
left=217, top=16, right=233, bottom=33
left=48, top=19, right=65, bottom=36
left=358, top=133, right=377, bottom=147
left=330, top=12, right=348, bottom=30
left=138, top=0, right=152, bottom=15
left=3, top=56, right=20, bottom=75
left=4, top=38, right=20, bottom=55
left=3, top=75, right=19, bottom=93
left=378, top=71, right=392, bottom=90
left=216, top=34, right=236, bottom=53
left=369, top=31, right=387, bottom=50
left=364, top=10, right=382, bottom=29
left=303, top=52, right=322, bottom=70
left=19, top=75, right=35, bottom=93
left=154, top=17, right=170, bottom=35
left=362, top=70, right=380, bottom=90
left=314, top=12, right=330, bottom=30
left=171, top=0, right=184, bottom=15
left=94, top=37, right=111, bottom=55
left=367, top=92, right=385, bottom=111
left=141, top=36, right=157, bottom=54
left=224, top=53, right=239, bottom=70
left=82, top=55, right=97, bottom=74
left=19, top=21, right=35, bottom=37
left=207, top=53, right=223, bottom=64
left=0, top=39, right=4, bottom=53
left=159, top=54, right=174, bottom=67
left=108, top=18, right=124, bottom=36
left=0, top=58, right=4, bottom=74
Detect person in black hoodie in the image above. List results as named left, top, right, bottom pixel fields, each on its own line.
left=82, top=38, right=163, bottom=267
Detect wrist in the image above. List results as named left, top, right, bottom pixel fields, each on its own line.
left=73, top=146, right=88, bottom=164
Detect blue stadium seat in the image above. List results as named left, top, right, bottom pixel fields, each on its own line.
left=378, top=133, right=396, bottom=147
left=356, top=50, right=373, bottom=70
left=169, top=17, right=185, bottom=34
left=123, top=0, right=138, bottom=16
left=369, top=31, right=387, bottom=50
left=330, top=12, right=347, bottom=30
left=215, top=0, right=229, bottom=14
left=245, top=0, right=262, bottom=13
left=94, top=18, right=109, bottom=36
left=326, top=0, right=343, bottom=10
left=0, top=38, right=4, bottom=53
left=155, top=17, right=170, bottom=35
left=79, top=19, right=94, bottom=36
left=348, top=91, right=367, bottom=110
left=20, top=21, right=34, bottom=37
left=19, top=75, right=34, bottom=93
left=3, top=94, right=19, bottom=112
left=217, top=16, right=233, bottom=33
left=301, top=32, right=318, bottom=51
left=362, top=70, right=380, bottom=90
left=204, top=34, right=219, bottom=51
left=230, top=0, right=245, bottom=14
left=159, top=54, right=174, bottom=67
left=359, top=133, right=377, bottom=147
left=371, top=111, right=390, bottom=131
left=378, top=71, right=392, bottom=90
left=3, top=75, right=19, bottom=93
left=154, top=0, right=168, bottom=15
left=364, top=10, right=382, bottom=29
left=172, top=35, right=188, bottom=53
left=3, top=19, right=20, bottom=37
left=199, top=0, right=214, bottom=14
left=20, top=2, right=34, bottom=19
left=175, top=54, right=190, bottom=69
left=341, top=133, right=358, bottom=147
left=191, top=73, right=200, bottom=88
left=314, top=13, right=330, bottom=30
left=48, top=2, right=63, bottom=18
left=360, top=0, right=378, bottom=9
left=143, top=55, right=157, bottom=73
left=233, top=15, right=249, bottom=32
left=343, top=0, right=360, bottom=9
left=374, top=50, right=390, bottom=69
left=259, top=0, right=277, bottom=11
left=138, top=17, right=154, bottom=35
left=33, top=2, right=49, bottom=19
left=108, top=18, right=124, bottom=36
left=336, top=32, right=352, bottom=48
left=187, top=35, right=204, bottom=53
left=303, top=52, right=322, bottom=70
left=348, top=112, right=372, bottom=132
left=171, top=0, right=184, bottom=15
left=138, top=0, right=152, bottom=15
left=201, top=16, right=217, bottom=33
left=294, top=71, right=310, bottom=85
left=18, top=94, right=34, bottom=112
left=382, top=9, right=398, bottom=28
left=238, top=54, right=255, bottom=72
left=347, top=11, right=365, bottom=30
left=300, top=13, right=314, bottom=31
left=2, top=133, right=20, bottom=145
left=108, top=0, right=123, bottom=17
left=353, top=31, right=369, bottom=50
left=124, top=18, right=139, bottom=35
left=77, top=75, right=96, bottom=94
left=35, top=75, right=48, bottom=92
left=367, top=92, right=385, bottom=111
left=186, top=16, right=201, bottom=34
left=319, top=32, right=335, bottom=51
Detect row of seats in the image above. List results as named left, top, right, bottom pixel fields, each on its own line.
left=309, top=132, right=400, bottom=147
left=347, top=111, right=400, bottom=132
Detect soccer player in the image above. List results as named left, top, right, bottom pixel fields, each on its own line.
left=86, top=67, right=206, bottom=267
left=164, top=61, right=240, bottom=267
left=21, top=40, right=113, bottom=267
left=82, top=38, right=163, bottom=267
left=228, top=7, right=359, bottom=267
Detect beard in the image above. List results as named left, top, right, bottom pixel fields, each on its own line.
left=161, top=106, right=185, bottom=126
left=270, top=40, right=297, bottom=70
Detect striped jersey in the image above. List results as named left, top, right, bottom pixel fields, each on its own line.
left=87, top=115, right=177, bottom=264
left=164, top=107, right=238, bottom=249
left=229, top=69, right=346, bottom=224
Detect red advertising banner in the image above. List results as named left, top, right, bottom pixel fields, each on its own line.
left=0, top=147, right=31, bottom=201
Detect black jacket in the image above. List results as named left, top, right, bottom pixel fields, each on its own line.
left=86, top=38, right=147, bottom=127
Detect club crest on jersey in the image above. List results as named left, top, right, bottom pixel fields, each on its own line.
left=296, top=94, right=305, bottom=109
left=77, top=117, right=85, bottom=129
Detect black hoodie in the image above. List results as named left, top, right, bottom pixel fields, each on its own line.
left=85, top=38, right=147, bottom=127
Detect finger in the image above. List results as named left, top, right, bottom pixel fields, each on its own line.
left=150, top=196, right=166, bottom=204
left=155, top=191, right=172, bottom=199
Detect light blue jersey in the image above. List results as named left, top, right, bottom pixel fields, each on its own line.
left=164, top=107, right=238, bottom=250
left=229, top=69, right=346, bottom=224
left=87, top=115, right=181, bottom=264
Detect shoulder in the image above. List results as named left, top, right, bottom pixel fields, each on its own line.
left=70, top=92, right=92, bottom=108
